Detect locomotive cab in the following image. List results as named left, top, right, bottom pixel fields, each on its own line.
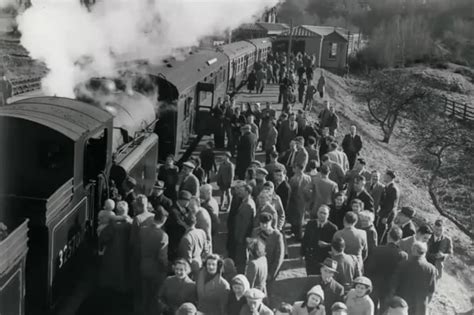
left=0, top=97, right=113, bottom=314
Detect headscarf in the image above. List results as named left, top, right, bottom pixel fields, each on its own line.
left=231, top=274, right=250, bottom=300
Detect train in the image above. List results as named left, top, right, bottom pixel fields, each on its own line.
left=0, top=37, right=272, bottom=315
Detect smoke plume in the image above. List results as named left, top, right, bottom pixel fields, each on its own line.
left=16, top=0, right=281, bottom=97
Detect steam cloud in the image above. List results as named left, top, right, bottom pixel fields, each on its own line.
left=14, top=0, right=281, bottom=97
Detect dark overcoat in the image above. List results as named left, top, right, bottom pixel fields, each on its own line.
left=391, top=257, right=437, bottom=315
left=236, top=131, right=258, bottom=179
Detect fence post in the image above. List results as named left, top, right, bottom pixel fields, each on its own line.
left=452, top=100, right=455, bottom=117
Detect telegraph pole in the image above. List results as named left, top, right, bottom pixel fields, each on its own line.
left=287, top=19, right=293, bottom=70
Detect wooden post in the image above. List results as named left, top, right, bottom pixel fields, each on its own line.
left=452, top=100, right=455, bottom=116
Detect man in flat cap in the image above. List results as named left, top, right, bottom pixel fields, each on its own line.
left=240, top=288, right=273, bottom=315
left=394, top=206, right=417, bottom=238
left=179, top=161, right=200, bottom=197
left=301, top=258, right=345, bottom=314
left=148, top=180, right=173, bottom=214
left=378, top=170, right=400, bottom=243
left=236, top=124, right=258, bottom=180
left=166, top=190, right=192, bottom=261
left=252, top=167, right=269, bottom=200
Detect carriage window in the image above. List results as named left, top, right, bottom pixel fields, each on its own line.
left=329, top=43, right=338, bottom=59
left=83, top=128, right=107, bottom=185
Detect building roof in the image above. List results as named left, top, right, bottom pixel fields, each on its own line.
left=256, top=22, right=289, bottom=32
left=280, top=25, right=349, bottom=41
left=137, top=49, right=228, bottom=93
left=0, top=97, right=112, bottom=140
left=237, top=22, right=289, bottom=35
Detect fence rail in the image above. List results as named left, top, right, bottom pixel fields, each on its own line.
left=436, top=95, right=474, bottom=123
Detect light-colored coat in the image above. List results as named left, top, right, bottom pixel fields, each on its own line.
left=291, top=301, right=326, bottom=315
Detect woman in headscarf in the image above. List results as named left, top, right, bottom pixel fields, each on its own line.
left=196, top=254, right=230, bottom=315
left=227, top=274, right=250, bottom=315
left=292, top=285, right=326, bottom=315
left=159, top=259, right=197, bottom=315
left=256, top=189, right=278, bottom=229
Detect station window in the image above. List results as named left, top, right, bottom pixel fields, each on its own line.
left=329, top=43, right=338, bottom=59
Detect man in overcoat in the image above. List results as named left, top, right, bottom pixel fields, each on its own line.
left=341, top=125, right=362, bottom=170
left=236, top=125, right=258, bottom=180
left=287, top=163, right=312, bottom=241
left=394, top=206, right=417, bottom=238
left=427, top=219, right=453, bottom=279
left=365, top=226, right=408, bottom=314
left=230, top=183, right=256, bottom=273
left=390, top=242, right=437, bottom=315
left=366, top=171, right=385, bottom=214
left=347, top=175, right=374, bottom=212
left=138, top=207, right=169, bottom=315
left=301, top=205, right=338, bottom=275
left=333, top=211, right=368, bottom=267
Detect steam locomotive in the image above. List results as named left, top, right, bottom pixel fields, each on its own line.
left=0, top=37, right=272, bottom=315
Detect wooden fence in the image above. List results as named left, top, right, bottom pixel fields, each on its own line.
left=436, top=95, right=474, bottom=123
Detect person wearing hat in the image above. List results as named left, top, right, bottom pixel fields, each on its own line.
left=180, top=161, right=200, bottom=197
left=227, top=274, right=251, bottom=315
left=236, top=124, right=258, bottom=180
left=176, top=302, right=202, bottom=315
left=301, top=258, right=344, bottom=314
left=261, top=181, right=286, bottom=231
left=427, top=219, right=452, bottom=280
left=216, top=151, right=235, bottom=211
left=166, top=190, right=192, bottom=261
left=377, top=170, right=400, bottom=244
left=292, top=285, right=326, bottom=315
left=230, top=183, right=256, bottom=273
left=394, top=206, right=417, bottom=239
left=310, top=164, right=338, bottom=214
left=255, top=190, right=279, bottom=229
left=253, top=167, right=269, bottom=200
left=158, top=154, right=180, bottom=202
left=390, top=242, right=437, bottom=315
left=136, top=206, right=169, bottom=315
left=331, top=302, right=348, bottom=315
left=365, top=226, right=408, bottom=314
left=149, top=180, right=173, bottom=214
left=159, top=259, right=197, bottom=315
left=345, top=276, right=374, bottom=315
left=342, top=125, right=363, bottom=171
left=345, top=160, right=371, bottom=198
left=240, top=288, right=273, bottom=315
left=277, top=114, right=298, bottom=155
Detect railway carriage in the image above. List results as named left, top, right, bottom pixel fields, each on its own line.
left=219, top=41, right=256, bottom=92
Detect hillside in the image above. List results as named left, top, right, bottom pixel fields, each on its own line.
left=319, top=68, right=473, bottom=314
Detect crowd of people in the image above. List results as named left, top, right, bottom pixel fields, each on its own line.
left=94, top=56, right=454, bottom=315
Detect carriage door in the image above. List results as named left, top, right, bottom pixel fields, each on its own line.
left=195, top=82, right=215, bottom=135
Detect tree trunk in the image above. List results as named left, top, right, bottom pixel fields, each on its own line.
left=382, top=113, right=398, bottom=143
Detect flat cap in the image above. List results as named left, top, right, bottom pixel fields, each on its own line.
left=182, top=161, right=195, bottom=169
left=320, top=257, right=338, bottom=273
left=231, top=180, right=246, bottom=188
left=245, top=288, right=266, bottom=300
left=256, top=167, right=268, bottom=175
left=153, top=180, right=165, bottom=189
left=400, top=206, right=416, bottom=219
left=178, top=190, right=192, bottom=201
left=331, top=302, right=348, bottom=312
left=250, top=160, right=262, bottom=167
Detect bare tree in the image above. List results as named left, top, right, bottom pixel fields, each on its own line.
left=409, top=107, right=474, bottom=237
left=359, top=70, right=431, bottom=143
